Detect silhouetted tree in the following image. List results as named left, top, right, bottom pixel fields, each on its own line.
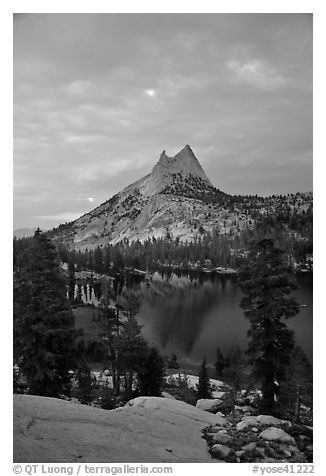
left=74, top=360, right=95, bottom=404
left=238, top=239, right=299, bottom=414
left=137, top=346, right=164, bottom=396
left=196, top=357, right=212, bottom=399
left=13, top=229, right=77, bottom=397
left=118, top=315, right=148, bottom=398
left=68, top=256, right=75, bottom=284
left=224, top=344, right=245, bottom=416
left=168, top=353, right=179, bottom=369
left=98, top=280, right=121, bottom=394
left=214, top=347, right=226, bottom=378
left=276, top=346, right=313, bottom=422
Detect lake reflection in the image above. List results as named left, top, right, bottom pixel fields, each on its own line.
left=137, top=272, right=313, bottom=364
left=72, top=271, right=312, bottom=364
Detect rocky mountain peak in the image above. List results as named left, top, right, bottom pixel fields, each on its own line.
left=175, top=144, right=196, bottom=158
left=159, top=150, right=168, bottom=161
left=141, top=145, right=212, bottom=196
left=50, top=145, right=220, bottom=248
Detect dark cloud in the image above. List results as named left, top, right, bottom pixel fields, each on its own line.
left=14, top=13, right=312, bottom=229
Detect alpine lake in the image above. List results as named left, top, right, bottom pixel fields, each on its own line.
left=71, top=270, right=312, bottom=365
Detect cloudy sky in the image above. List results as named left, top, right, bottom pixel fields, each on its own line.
left=13, top=13, right=312, bottom=230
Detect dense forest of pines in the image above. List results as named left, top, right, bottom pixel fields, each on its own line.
left=45, top=189, right=312, bottom=272
left=47, top=200, right=312, bottom=274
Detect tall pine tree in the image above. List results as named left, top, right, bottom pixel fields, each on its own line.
left=238, top=239, right=299, bottom=414
left=13, top=229, right=77, bottom=397
left=276, top=346, right=313, bottom=422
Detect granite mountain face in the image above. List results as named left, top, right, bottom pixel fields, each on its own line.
left=49, top=145, right=312, bottom=251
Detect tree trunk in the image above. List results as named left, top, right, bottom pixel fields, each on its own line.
left=294, top=383, right=301, bottom=423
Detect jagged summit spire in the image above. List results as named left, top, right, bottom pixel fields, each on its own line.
left=159, top=145, right=196, bottom=162
left=175, top=144, right=196, bottom=160
left=141, top=145, right=212, bottom=196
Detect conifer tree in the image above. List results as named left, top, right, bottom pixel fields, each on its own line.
left=68, top=255, right=75, bottom=284
left=196, top=357, right=212, bottom=399
left=168, top=353, right=179, bottom=369
left=276, top=346, right=313, bottom=422
left=13, top=229, right=77, bottom=397
left=118, top=315, right=148, bottom=398
left=224, top=344, right=245, bottom=415
left=75, top=360, right=95, bottom=404
left=214, top=347, right=226, bottom=377
left=137, top=346, right=164, bottom=396
left=98, top=280, right=120, bottom=393
left=238, top=239, right=299, bottom=414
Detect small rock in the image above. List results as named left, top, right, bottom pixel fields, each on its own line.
left=211, top=432, right=232, bottom=445
left=214, top=414, right=228, bottom=426
left=264, top=446, right=278, bottom=459
left=208, top=426, right=223, bottom=433
left=257, top=415, right=291, bottom=427
left=165, top=448, right=173, bottom=453
left=211, top=443, right=231, bottom=459
left=252, top=427, right=259, bottom=432
left=288, top=445, right=300, bottom=454
left=281, top=448, right=292, bottom=458
left=235, top=450, right=245, bottom=458
left=242, top=442, right=256, bottom=452
left=236, top=417, right=259, bottom=431
left=242, top=405, right=255, bottom=413
left=255, top=447, right=266, bottom=458
left=259, top=427, right=295, bottom=445
left=161, top=392, right=176, bottom=400
left=196, top=398, right=223, bottom=413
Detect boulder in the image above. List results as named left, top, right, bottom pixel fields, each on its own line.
left=210, top=443, right=231, bottom=459
left=14, top=395, right=217, bottom=463
left=259, top=427, right=295, bottom=445
left=196, top=398, right=223, bottom=413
